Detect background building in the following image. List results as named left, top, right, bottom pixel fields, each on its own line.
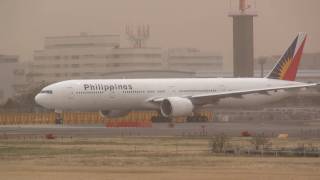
left=29, top=33, right=223, bottom=83
left=0, top=55, right=21, bottom=104
left=166, top=48, right=223, bottom=74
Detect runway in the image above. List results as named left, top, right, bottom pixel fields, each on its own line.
left=1, top=121, right=320, bottom=138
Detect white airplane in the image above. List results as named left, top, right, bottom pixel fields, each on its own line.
left=35, top=33, right=317, bottom=121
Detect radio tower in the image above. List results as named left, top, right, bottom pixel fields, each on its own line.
left=229, top=0, right=257, bottom=77
left=125, top=25, right=150, bottom=48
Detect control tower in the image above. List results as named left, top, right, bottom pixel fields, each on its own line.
left=229, top=0, right=257, bottom=77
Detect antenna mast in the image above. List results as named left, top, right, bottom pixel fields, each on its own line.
left=125, top=25, right=150, bottom=48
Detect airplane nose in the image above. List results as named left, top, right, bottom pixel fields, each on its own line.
left=35, top=93, right=52, bottom=109
left=35, top=94, right=42, bottom=105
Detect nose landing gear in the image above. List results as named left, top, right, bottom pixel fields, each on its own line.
left=55, top=110, right=63, bottom=125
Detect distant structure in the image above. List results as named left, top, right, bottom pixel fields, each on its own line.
left=229, top=0, right=257, bottom=77
left=126, top=25, right=150, bottom=48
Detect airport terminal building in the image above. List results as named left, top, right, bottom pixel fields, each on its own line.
left=29, top=33, right=223, bottom=84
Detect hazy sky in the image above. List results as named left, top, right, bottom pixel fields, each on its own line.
left=1, top=0, right=320, bottom=69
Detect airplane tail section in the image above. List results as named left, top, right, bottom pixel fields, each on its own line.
left=266, top=32, right=307, bottom=81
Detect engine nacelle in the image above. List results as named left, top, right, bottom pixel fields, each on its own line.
left=99, top=110, right=130, bottom=118
left=160, top=97, right=194, bottom=117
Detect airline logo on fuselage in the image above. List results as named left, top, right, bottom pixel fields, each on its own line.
left=83, top=83, right=133, bottom=91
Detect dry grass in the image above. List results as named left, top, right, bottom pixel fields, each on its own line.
left=0, top=137, right=320, bottom=180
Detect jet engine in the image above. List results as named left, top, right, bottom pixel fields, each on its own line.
left=99, top=110, right=130, bottom=118
left=160, top=97, right=194, bottom=117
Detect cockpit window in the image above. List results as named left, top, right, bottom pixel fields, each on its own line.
left=40, top=90, right=53, bottom=94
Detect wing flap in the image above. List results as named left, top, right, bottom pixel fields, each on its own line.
left=147, top=83, right=317, bottom=105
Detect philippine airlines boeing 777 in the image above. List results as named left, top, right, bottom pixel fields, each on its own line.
left=35, top=33, right=317, bottom=120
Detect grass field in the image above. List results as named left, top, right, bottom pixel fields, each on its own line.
left=0, top=137, right=320, bottom=180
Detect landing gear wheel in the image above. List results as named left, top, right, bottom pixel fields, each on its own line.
left=199, top=116, right=208, bottom=122
left=186, top=115, right=208, bottom=122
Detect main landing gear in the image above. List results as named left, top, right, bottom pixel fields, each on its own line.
left=150, top=114, right=209, bottom=123
left=186, top=115, right=208, bottom=122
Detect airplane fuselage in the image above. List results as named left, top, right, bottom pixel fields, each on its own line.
left=35, top=78, right=305, bottom=112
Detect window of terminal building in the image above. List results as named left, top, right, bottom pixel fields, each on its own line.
left=83, top=72, right=95, bottom=76
left=83, top=63, right=95, bottom=67
left=34, top=56, right=44, bottom=61
left=82, top=54, right=94, bottom=59
left=112, top=54, right=120, bottom=58
left=71, top=73, right=80, bottom=77
left=112, top=63, right=120, bottom=67
left=71, top=55, right=79, bottom=60
left=13, top=69, right=25, bottom=76
left=71, top=64, right=80, bottom=68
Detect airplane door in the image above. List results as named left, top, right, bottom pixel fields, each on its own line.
left=63, top=86, right=76, bottom=109
left=66, top=87, right=74, bottom=100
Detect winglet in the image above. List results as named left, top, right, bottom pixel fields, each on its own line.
left=266, top=32, right=307, bottom=81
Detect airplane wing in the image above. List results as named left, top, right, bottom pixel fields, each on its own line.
left=149, top=83, right=317, bottom=105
